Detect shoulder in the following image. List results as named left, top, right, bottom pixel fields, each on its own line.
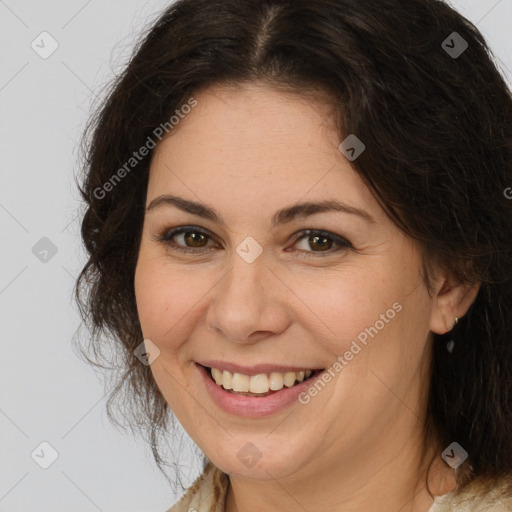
left=429, top=477, right=512, bottom=511
left=165, top=461, right=229, bottom=512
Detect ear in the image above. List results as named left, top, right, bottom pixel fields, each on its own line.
left=429, top=269, right=481, bottom=335
left=427, top=454, right=457, bottom=496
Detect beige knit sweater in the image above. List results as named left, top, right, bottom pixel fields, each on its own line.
left=166, top=462, right=512, bottom=512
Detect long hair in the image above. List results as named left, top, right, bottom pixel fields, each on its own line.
left=75, top=0, right=512, bottom=496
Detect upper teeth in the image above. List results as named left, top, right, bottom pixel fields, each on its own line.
left=210, top=367, right=313, bottom=393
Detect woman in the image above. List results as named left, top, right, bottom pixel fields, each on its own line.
left=75, top=0, right=512, bottom=510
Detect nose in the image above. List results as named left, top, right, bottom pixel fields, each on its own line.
left=205, top=249, right=291, bottom=344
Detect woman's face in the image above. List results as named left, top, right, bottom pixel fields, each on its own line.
left=134, top=83, right=444, bottom=482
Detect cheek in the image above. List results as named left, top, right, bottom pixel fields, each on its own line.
left=134, top=259, right=165, bottom=336
left=134, top=256, right=197, bottom=400
left=299, top=261, right=426, bottom=402
left=134, top=251, right=214, bottom=352
left=134, top=253, right=186, bottom=340
left=290, top=265, right=401, bottom=352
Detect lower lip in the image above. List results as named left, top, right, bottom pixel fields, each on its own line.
left=196, top=363, right=322, bottom=418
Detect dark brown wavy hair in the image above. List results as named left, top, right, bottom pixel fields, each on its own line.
left=75, top=0, right=512, bottom=499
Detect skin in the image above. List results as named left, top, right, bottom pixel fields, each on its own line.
left=134, top=83, right=480, bottom=512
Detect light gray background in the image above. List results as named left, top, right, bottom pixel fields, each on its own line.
left=0, top=1, right=510, bottom=511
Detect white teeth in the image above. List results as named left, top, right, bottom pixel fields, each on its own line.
left=209, top=367, right=316, bottom=393
left=269, top=372, right=284, bottom=390
left=231, top=372, right=250, bottom=392
left=211, top=367, right=223, bottom=385
left=283, top=372, right=296, bottom=387
left=222, top=370, right=233, bottom=390
left=249, top=374, right=269, bottom=393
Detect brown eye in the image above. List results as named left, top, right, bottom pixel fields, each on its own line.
left=182, top=230, right=209, bottom=247
left=293, top=230, right=352, bottom=256
left=155, top=226, right=352, bottom=257
left=305, top=234, right=333, bottom=251
left=156, top=226, right=216, bottom=252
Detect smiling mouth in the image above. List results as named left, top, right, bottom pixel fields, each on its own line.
left=203, top=365, right=324, bottom=397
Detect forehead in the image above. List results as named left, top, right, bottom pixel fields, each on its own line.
left=147, top=83, right=382, bottom=225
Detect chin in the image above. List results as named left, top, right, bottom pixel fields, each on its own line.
left=206, top=443, right=308, bottom=480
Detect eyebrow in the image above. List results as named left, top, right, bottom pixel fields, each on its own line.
left=146, top=194, right=377, bottom=227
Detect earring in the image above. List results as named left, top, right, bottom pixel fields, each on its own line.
left=453, top=316, right=458, bottom=329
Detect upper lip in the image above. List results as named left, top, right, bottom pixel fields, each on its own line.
left=197, top=360, right=322, bottom=376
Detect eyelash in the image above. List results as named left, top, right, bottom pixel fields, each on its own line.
left=153, top=226, right=353, bottom=258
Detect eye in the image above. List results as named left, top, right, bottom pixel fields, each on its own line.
left=154, top=226, right=217, bottom=253
left=290, top=229, right=353, bottom=257
left=154, top=226, right=353, bottom=257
